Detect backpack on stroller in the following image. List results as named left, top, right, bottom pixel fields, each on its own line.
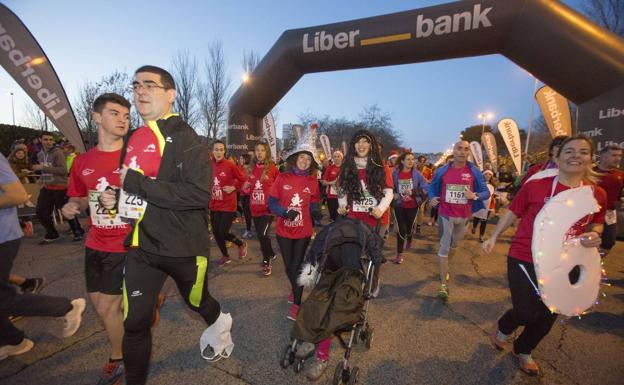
left=280, top=217, right=383, bottom=384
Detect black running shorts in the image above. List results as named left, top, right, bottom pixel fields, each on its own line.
left=84, top=247, right=126, bottom=295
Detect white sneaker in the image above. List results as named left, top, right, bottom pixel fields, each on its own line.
left=0, top=338, right=34, bottom=360
left=63, top=298, right=86, bottom=338
left=200, top=312, right=234, bottom=362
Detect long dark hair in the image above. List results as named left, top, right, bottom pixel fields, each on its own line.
left=339, top=129, right=385, bottom=204
left=255, top=142, right=275, bottom=179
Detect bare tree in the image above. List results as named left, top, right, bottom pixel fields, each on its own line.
left=22, top=100, right=56, bottom=131
left=583, top=0, right=624, bottom=36
left=241, top=49, right=260, bottom=75
left=199, top=40, right=230, bottom=139
left=171, top=50, right=199, bottom=126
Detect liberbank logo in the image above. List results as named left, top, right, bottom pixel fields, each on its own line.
left=301, top=4, right=493, bottom=53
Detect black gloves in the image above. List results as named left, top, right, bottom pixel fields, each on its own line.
left=283, top=209, right=299, bottom=220
left=311, top=211, right=323, bottom=221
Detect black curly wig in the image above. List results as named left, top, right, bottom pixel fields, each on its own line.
left=338, top=129, right=386, bottom=204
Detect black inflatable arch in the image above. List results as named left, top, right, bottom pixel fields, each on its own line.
left=227, top=0, right=624, bottom=155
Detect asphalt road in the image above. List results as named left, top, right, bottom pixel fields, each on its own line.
left=1, top=215, right=622, bottom=385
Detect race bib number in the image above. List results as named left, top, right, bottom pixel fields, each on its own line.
left=445, top=184, right=468, bottom=204
left=352, top=196, right=377, bottom=213
left=118, top=189, right=147, bottom=219
left=605, top=209, right=617, bottom=225
left=88, top=191, right=125, bottom=226
left=398, top=179, right=413, bottom=199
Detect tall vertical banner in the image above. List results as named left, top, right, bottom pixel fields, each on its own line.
left=498, top=118, right=522, bottom=173
left=469, top=141, right=484, bottom=171
left=0, top=4, right=85, bottom=152
left=481, top=132, right=498, bottom=172
left=535, top=85, right=572, bottom=138
left=319, top=134, right=331, bottom=159
left=262, top=112, right=277, bottom=161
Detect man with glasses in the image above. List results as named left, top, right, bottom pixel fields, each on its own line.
left=101, top=65, right=233, bottom=385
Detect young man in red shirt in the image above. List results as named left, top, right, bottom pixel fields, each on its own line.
left=63, top=93, right=132, bottom=385
left=594, top=145, right=623, bottom=256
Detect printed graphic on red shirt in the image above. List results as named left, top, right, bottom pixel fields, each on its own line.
left=270, top=173, right=319, bottom=239
left=439, top=166, right=473, bottom=218
left=323, top=164, right=341, bottom=198
left=508, top=176, right=607, bottom=263
left=67, top=148, right=131, bottom=253
left=250, top=163, right=279, bottom=217
left=209, top=159, right=244, bottom=212
left=398, top=171, right=417, bottom=209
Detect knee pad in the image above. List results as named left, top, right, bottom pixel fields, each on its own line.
left=200, top=312, right=234, bottom=362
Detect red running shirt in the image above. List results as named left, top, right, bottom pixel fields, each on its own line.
left=269, top=172, right=319, bottom=239
left=124, top=126, right=163, bottom=178
left=210, top=158, right=245, bottom=212
left=250, top=162, right=279, bottom=217
left=508, top=176, right=606, bottom=263
left=398, top=170, right=417, bottom=209
left=439, top=165, right=474, bottom=219
left=322, top=164, right=341, bottom=198
left=594, top=167, right=624, bottom=210
left=347, top=165, right=393, bottom=228
left=238, top=164, right=250, bottom=196
left=67, top=148, right=131, bottom=253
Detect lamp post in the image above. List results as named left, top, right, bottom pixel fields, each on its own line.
left=8, top=92, right=15, bottom=125
left=477, top=112, right=493, bottom=138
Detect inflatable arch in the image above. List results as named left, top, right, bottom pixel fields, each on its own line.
left=227, top=0, right=624, bottom=155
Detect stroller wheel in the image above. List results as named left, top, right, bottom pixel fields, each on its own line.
left=348, top=366, right=359, bottom=385
left=365, top=328, right=374, bottom=350
left=280, top=345, right=294, bottom=369
left=333, top=362, right=345, bottom=385
left=294, top=358, right=304, bottom=373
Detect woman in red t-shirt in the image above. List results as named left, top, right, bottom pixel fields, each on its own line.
left=321, top=150, right=343, bottom=222
left=237, top=154, right=253, bottom=239
left=268, top=148, right=320, bottom=322
left=392, top=151, right=428, bottom=264
left=209, top=140, right=247, bottom=266
left=250, top=143, right=280, bottom=276
left=482, top=136, right=606, bottom=376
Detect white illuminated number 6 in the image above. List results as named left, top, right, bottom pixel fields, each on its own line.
left=532, top=186, right=601, bottom=317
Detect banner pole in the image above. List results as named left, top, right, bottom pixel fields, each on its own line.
left=524, top=77, right=539, bottom=171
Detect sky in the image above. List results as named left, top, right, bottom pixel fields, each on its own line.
left=1, top=0, right=586, bottom=153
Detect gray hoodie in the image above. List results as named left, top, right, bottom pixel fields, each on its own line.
left=37, top=146, right=68, bottom=186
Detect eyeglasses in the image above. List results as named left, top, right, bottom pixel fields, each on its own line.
left=131, top=82, right=167, bottom=93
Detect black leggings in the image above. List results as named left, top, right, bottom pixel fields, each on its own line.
left=210, top=211, right=243, bottom=258
left=472, top=213, right=490, bottom=237
left=394, top=206, right=418, bottom=254
left=240, top=195, right=252, bottom=231
left=123, top=248, right=221, bottom=385
left=253, top=215, right=275, bottom=263
left=276, top=236, right=311, bottom=306
left=430, top=205, right=439, bottom=223
left=497, top=257, right=558, bottom=355
left=327, top=198, right=338, bottom=222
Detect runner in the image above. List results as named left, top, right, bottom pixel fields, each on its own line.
left=249, top=142, right=280, bottom=276
left=337, top=129, right=394, bottom=297
left=392, top=151, right=428, bottom=264
left=321, top=150, right=343, bottom=222
left=1, top=153, right=85, bottom=361
left=428, top=140, right=490, bottom=300
left=62, top=93, right=132, bottom=385
left=470, top=169, right=496, bottom=242
left=237, top=154, right=254, bottom=240
left=482, top=135, right=606, bottom=375
left=100, top=65, right=233, bottom=385
left=594, top=145, right=623, bottom=256
left=210, top=140, right=247, bottom=266
left=268, top=138, right=320, bottom=320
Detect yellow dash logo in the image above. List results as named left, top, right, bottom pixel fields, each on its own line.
left=361, top=33, right=412, bottom=46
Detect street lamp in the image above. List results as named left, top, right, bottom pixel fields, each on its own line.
left=477, top=112, right=493, bottom=137
left=7, top=92, right=15, bottom=125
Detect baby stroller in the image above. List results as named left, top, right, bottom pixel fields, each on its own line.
left=280, top=216, right=383, bottom=384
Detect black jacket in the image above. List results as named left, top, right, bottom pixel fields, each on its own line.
left=122, top=115, right=212, bottom=257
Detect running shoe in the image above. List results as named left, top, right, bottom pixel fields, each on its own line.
left=23, top=221, right=34, bottom=237
left=295, top=341, right=315, bottom=359
left=21, top=277, right=45, bottom=294
left=96, top=359, right=124, bottom=385
left=393, top=254, right=404, bottom=264
left=151, top=293, right=166, bottom=328
left=63, top=298, right=86, bottom=337
left=72, top=232, right=85, bottom=242
left=38, top=235, right=60, bottom=245
left=405, top=240, right=412, bottom=250
left=490, top=329, right=511, bottom=351
left=479, top=236, right=484, bottom=243
left=286, top=304, right=299, bottom=321
left=471, top=227, right=476, bottom=235
left=513, top=352, right=539, bottom=376
left=262, top=261, right=272, bottom=276
left=304, top=357, right=329, bottom=381
left=242, top=230, right=254, bottom=239
left=238, top=241, right=248, bottom=259
left=217, top=256, right=231, bottom=267
left=0, top=338, right=34, bottom=361
left=437, top=284, right=449, bottom=301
